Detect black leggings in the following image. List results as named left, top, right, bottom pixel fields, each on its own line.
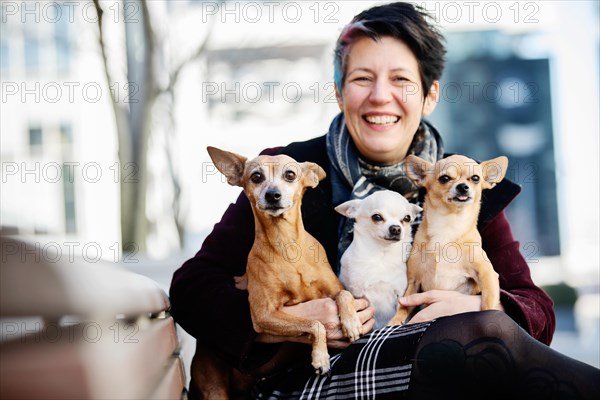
left=409, top=311, right=600, bottom=399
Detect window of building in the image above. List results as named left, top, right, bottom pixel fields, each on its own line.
left=24, top=35, right=40, bottom=74
left=55, top=17, right=70, bottom=75
left=63, top=162, right=77, bottom=234
left=0, top=38, right=8, bottom=72
left=28, top=126, right=43, bottom=146
left=60, top=123, right=73, bottom=144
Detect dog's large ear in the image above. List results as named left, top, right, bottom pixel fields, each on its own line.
left=480, top=156, right=508, bottom=189
left=410, top=203, right=423, bottom=218
left=335, top=199, right=362, bottom=218
left=207, top=146, right=247, bottom=187
left=404, top=155, right=431, bottom=187
left=301, top=162, right=326, bottom=188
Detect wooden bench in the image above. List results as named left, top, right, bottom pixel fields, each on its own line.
left=0, top=235, right=186, bottom=399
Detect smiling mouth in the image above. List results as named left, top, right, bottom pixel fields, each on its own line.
left=363, top=115, right=400, bottom=126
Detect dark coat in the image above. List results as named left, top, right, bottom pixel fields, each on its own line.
left=169, top=135, right=556, bottom=370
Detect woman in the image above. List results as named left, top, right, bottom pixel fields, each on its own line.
left=170, top=3, right=599, bottom=399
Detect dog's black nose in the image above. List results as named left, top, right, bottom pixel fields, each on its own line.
left=265, top=190, right=281, bottom=204
left=389, top=225, right=402, bottom=236
left=456, top=183, right=470, bottom=194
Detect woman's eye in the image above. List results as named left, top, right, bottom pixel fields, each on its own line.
left=371, top=214, right=384, bottom=222
left=250, top=172, right=263, bottom=184
left=352, top=76, right=371, bottom=83
left=438, top=175, right=451, bottom=184
left=471, top=175, right=480, bottom=183
left=284, top=170, right=297, bottom=182
left=403, top=215, right=412, bottom=223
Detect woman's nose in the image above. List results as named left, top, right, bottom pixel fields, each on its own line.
left=369, top=78, right=393, bottom=104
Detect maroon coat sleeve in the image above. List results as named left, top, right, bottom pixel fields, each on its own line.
left=169, top=192, right=267, bottom=369
left=481, top=210, right=556, bottom=345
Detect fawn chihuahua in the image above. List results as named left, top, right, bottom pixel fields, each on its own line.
left=199, top=147, right=363, bottom=397
left=389, top=154, right=508, bottom=325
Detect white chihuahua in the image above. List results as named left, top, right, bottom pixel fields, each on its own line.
left=335, top=190, right=422, bottom=329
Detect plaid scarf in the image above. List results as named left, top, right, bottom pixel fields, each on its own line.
left=325, top=112, right=444, bottom=271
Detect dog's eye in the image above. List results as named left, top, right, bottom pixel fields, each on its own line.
left=371, top=214, right=384, bottom=222
left=403, top=215, right=412, bottom=223
left=438, top=175, right=451, bottom=184
left=284, top=170, right=297, bottom=182
left=250, top=172, right=264, bottom=184
left=471, top=175, right=480, bottom=183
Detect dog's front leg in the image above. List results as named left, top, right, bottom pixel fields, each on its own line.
left=253, top=310, right=331, bottom=374
left=336, top=290, right=363, bottom=342
left=475, top=261, right=501, bottom=310
left=191, top=345, right=231, bottom=400
left=388, top=303, right=410, bottom=326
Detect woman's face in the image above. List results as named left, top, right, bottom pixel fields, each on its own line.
left=336, top=36, right=439, bottom=165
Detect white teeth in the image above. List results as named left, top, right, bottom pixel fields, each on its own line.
left=365, top=115, right=399, bottom=125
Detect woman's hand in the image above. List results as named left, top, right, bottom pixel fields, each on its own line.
left=256, top=298, right=375, bottom=349
left=399, top=290, right=504, bottom=324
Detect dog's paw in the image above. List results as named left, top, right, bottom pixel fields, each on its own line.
left=388, top=310, right=408, bottom=326
left=312, top=350, right=331, bottom=375
left=341, top=314, right=363, bottom=342
left=233, top=274, right=248, bottom=290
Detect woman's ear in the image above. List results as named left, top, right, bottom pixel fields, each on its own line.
left=422, top=80, right=440, bottom=116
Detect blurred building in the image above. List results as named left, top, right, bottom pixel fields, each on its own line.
left=1, top=1, right=120, bottom=257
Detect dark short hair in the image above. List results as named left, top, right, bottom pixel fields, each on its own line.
left=333, top=2, right=446, bottom=98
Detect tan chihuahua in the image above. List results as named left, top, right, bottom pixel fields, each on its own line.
left=207, top=147, right=362, bottom=377
left=389, top=154, right=508, bottom=325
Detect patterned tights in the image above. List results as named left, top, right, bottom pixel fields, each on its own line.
left=408, top=311, right=600, bottom=400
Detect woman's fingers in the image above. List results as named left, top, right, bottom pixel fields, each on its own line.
left=353, top=297, right=370, bottom=311
left=358, top=305, right=375, bottom=327
left=401, top=290, right=484, bottom=323
left=361, top=314, right=375, bottom=333
left=399, top=290, right=443, bottom=307
left=281, top=296, right=376, bottom=343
